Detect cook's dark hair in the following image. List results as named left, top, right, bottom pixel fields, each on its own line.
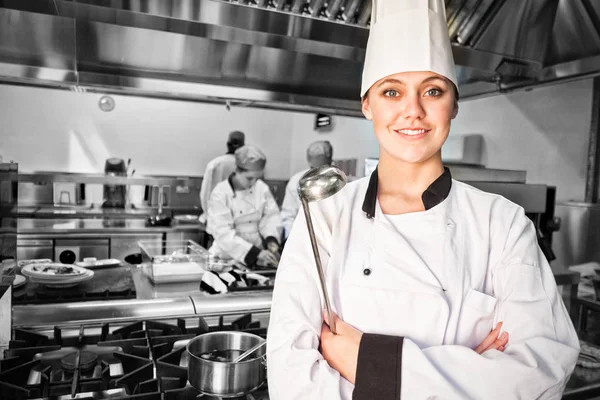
left=227, top=141, right=244, bottom=154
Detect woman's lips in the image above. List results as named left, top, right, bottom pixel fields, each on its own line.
left=393, top=128, right=431, bottom=138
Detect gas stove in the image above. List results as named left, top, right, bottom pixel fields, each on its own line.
left=0, top=314, right=269, bottom=399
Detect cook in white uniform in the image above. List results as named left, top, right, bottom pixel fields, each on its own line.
left=206, top=145, right=283, bottom=268
left=281, top=140, right=334, bottom=240
left=199, top=131, right=245, bottom=223
left=266, top=0, right=579, bottom=399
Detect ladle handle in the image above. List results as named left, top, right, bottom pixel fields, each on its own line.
left=301, top=199, right=336, bottom=335
left=233, top=341, right=266, bottom=363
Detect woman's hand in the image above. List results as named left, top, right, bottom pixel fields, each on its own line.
left=474, top=322, right=509, bottom=354
left=257, top=249, right=278, bottom=267
left=320, top=312, right=362, bottom=385
left=320, top=317, right=509, bottom=386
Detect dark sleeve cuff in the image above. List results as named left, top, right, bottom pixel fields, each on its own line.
left=353, top=333, right=404, bottom=400
left=244, top=245, right=262, bottom=267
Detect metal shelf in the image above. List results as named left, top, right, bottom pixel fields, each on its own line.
left=18, top=173, right=201, bottom=187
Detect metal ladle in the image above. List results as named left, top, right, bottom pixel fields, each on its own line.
left=232, top=341, right=267, bottom=363
left=298, top=165, right=347, bottom=334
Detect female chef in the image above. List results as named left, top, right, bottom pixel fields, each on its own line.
left=206, top=145, right=282, bottom=268
left=266, top=0, right=580, bottom=399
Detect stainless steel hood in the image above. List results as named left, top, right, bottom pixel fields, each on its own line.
left=0, top=0, right=599, bottom=115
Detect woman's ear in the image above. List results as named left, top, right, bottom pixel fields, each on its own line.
left=362, top=96, right=373, bottom=121
left=451, top=100, right=459, bottom=120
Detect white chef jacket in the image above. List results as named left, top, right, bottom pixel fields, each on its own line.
left=267, top=172, right=579, bottom=400
left=281, top=168, right=309, bottom=240
left=200, top=154, right=237, bottom=217
left=207, top=177, right=282, bottom=264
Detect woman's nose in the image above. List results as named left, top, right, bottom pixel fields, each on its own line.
left=401, top=92, right=426, bottom=120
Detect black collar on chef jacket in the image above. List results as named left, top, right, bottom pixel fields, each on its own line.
left=361, top=166, right=452, bottom=219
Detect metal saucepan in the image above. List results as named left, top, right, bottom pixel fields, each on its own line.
left=186, top=331, right=266, bottom=398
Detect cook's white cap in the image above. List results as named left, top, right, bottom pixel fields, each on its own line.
left=360, top=0, right=458, bottom=97
left=235, top=145, right=267, bottom=171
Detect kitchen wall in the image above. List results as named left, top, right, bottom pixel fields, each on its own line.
left=0, top=85, right=298, bottom=179
left=0, top=79, right=593, bottom=202
left=452, top=79, right=592, bottom=202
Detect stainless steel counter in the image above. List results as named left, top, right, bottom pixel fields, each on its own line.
left=12, top=264, right=273, bottom=329
left=17, top=218, right=204, bottom=234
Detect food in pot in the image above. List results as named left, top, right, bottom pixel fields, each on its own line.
left=199, top=349, right=248, bottom=362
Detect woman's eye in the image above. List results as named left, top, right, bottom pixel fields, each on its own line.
left=383, top=89, right=399, bottom=97
left=425, top=88, right=442, bottom=97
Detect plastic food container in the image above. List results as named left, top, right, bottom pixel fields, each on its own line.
left=139, top=240, right=208, bottom=284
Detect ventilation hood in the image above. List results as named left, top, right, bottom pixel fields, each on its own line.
left=0, top=0, right=599, bottom=116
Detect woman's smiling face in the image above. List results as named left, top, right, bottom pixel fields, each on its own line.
left=362, top=71, right=459, bottom=165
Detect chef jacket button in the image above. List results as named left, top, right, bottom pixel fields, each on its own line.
left=363, top=268, right=371, bottom=276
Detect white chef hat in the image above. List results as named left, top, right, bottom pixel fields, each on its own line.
left=360, top=0, right=458, bottom=98
left=235, top=145, right=267, bottom=171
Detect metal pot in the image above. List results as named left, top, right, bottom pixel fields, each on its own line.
left=186, top=331, right=266, bottom=398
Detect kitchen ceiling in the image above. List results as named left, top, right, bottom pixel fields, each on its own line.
left=0, top=0, right=599, bottom=116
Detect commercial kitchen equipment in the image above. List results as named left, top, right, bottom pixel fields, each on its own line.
left=102, top=158, right=127, bottom=209
left=0, top=162, right=17, bottom=358
left=0, top=312, right=270, bottom=399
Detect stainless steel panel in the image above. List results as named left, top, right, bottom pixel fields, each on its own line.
left=18, top=182, right=53, bottom=206
left=448, top=165, right=527, bottom=183
left=12, top=297, right=198, bottom=328
left=546, top=0, right=600, bottom=65
left=0, top=8, right=76, bottom=84
left=19, top=173, right=200, bottom=186
left=3, top=0, right=600, bottom=105
left=76, top=20, right=362, bottom=95
left=541, top=53, right=600, bottom=82
left=466, top=182, right=548, bottom=213
left=190, top=292, right=272, bottom=317
left=58, top=0, right=367, bottom=53
left=0, top=284, right=11, bottom=355
left=473, top=0, right=559, bottom=65
left=55, top=238, right=109, bottom=261
left=553, top=202, right=600, bottom=270
left=16, top=238, right=53, bottom=261
left=0, top=163, right=16, bottom=353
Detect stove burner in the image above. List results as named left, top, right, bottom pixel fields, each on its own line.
left=60, top=350, right=98, bottom=372
left=2, top=314, right=270, bottom=399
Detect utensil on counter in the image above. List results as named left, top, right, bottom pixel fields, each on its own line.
left=147, top=186, right=172, bottom=227
left=297, top=165, right=347, bottom=335
left=232, top=341, right=267, bottom=363
left=70, top=350, right=81, bottom=398
left=75, top=258, right=121, bottom=269
left=186, top=331, right=266, bottom=397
